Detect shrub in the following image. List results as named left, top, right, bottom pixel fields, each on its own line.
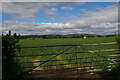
left=110, top=34, right=120, bottom=80
left=2, top=31, right=21, bottom=79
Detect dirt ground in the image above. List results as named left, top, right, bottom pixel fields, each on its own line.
left=27, top=68, right=112, bottom=80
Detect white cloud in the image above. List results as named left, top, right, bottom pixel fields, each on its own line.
left=2, top=20, right=90, bottom=35
left=61, top=6, right=73, bottom=10
left=80, top=9, right=87, bottom=12
left=64, top=5, right=118, bottom=35
left=91, top=23, right=118, bottom=29
left=2, top=2, right=57, bottom=19
left=67, top=5, right=118, bottom=27
left=45, top=8, right=57, bottom=15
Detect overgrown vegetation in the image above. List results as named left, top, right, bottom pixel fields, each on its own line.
left=2, top=31, right=22, bottom=79
left=109, top=34, right=120, bottom=80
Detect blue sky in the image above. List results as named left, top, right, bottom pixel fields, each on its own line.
left=2, top=2, right=118, bottom=35
left=2, top=2, right=116, bottom=23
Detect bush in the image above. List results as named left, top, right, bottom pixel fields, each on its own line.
left=109, top=34, right=120, bottom=80
left=2, top=31, right=21, bottom=79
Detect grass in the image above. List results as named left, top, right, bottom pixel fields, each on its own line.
left=19, top=37, right=116, bottom=46
left=16, top=37, right=118, bottom=76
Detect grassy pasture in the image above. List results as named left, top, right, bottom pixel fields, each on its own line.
left=19, top=37, right=115, bottom=46
left=16, top=37, right=118, bottom=73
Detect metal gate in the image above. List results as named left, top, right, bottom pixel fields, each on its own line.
left=16, top=42, right=120, bottom=79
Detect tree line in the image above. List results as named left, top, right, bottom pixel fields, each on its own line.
left=20, top=34, right=111, bottom=39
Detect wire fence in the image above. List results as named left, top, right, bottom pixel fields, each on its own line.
left=16, top=42, right=120, bottom=79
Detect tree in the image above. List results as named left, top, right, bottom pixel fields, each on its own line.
left=2, top=31, right=21, bottom=79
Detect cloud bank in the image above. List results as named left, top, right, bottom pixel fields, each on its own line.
left=2, top=2, right=118, bottom=35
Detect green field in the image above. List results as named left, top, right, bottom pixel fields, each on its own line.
left=17, top=37, right=118, bottom=73
left=19, top=37, right=116, bottom=46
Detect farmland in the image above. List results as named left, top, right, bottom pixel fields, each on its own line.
left=16, top=36, right=119, bottom=77
left=19, top=37, right=116, bottom=46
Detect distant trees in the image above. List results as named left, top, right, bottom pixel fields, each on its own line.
left=42, top=35, right=54, bottom=39
left=20, top=34, right=106, bottom=39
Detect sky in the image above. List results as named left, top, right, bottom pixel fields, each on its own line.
left=2, top=0, right=120, bottom=2
left=1, top=2, right=119, bottom=35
